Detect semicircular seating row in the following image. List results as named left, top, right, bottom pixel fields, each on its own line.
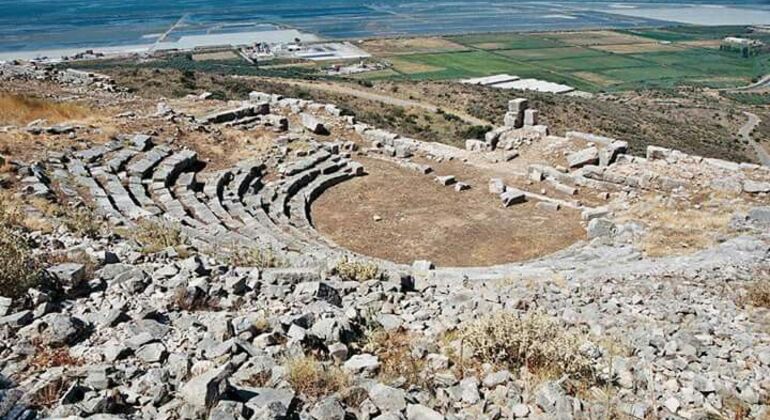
left=46, top=135, right=365, bottom=266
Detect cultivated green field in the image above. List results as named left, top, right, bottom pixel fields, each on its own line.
left=370, top=26, right=770, bottom=92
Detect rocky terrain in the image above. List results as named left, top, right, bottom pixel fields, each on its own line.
left=0, top=61, right=769, bottom=420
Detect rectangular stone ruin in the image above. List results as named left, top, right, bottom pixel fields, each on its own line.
left=536, top=201, right=560, bottom=212
left=300, top=113, right=329, bottom=135
left=567, top=147, right=600, bottom=169
left=524, top=109, right=539, bottom=126
left=465, top=139, right=488, bottom=152
left=500, top=189, right=526, bottom=207
left=489, top=178, right=506, bottom=194
left=504, top=98, right=529, bottom=129
left=436, top=175, right=456, bottom=186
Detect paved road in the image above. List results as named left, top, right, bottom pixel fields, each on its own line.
left=274, top=80, right=492, bottom=126
left=740, top=111, right=770, bottom=167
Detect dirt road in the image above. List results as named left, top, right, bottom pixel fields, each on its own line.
left=740, top=111, right=770, bottom=167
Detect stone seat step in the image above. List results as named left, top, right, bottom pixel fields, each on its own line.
left=106, top=148, right=139, bottom=173
left=152, top=150, right=198, bottom=187
left=278, top=151, right=331, bottom=176
left=127, top=145, right=172, bottom=178
left=91, top=167, right=153, bottom=220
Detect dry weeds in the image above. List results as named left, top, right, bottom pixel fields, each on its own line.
left=0, top=224, right=43, bottom=299
left=230, top=246, right=283, bottom=269
left=127, top=220, right=186, bottom=254
left=332, top=257, right=380, bottom=282
left=0, top=93, right=91, bottom=126
left=623, top=200, right=734, bottom=257
left=460, top=312, right=596, bottom=382
left=285, top=355, right=350, bottom=400
left=364, top=329, right=427, bottom=387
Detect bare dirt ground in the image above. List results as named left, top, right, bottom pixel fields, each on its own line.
left=311, top=156, right=586, bottom=267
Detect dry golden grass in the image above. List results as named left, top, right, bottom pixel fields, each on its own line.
left=460, top=312, right=596, bottom=382
left=364, top=329, right=427, bottom=386
left=125, top=220, right=186, bottom=254
left=0, top=224, right=43, bottom=299
left=742, top=268, right=770, bottom=308
left=332, top=257, right=380, bottom=282
left=622, top=200, right=734, bottom=257
left=28, top=344, right=83, bottom=372
left=285, top=355, right=350, bottom=400
left=230, top=246, right=283, bottom=269
left=745, top=282, right=770, bottom=308
left=0, top=93, right=91, bottom=126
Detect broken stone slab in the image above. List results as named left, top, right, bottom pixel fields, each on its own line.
left=508, top=98, right=528, bottom=114
left=343, top=354, right=380, bottom=374
left=293, top=282, right=342, bottom=307
left=489, top=178, right=506, bottom=194
left=245, top=388, right=295, bottom=418
left=454, top=182, right=470, bottom=192
left=549, top=180, right=578, bottom=196
left=743, top=180, right=770, bottom=194
left=407, top=404, right=444, bottom=420
left=523, top=109, right=539, bottom=126
left=567, top=147, right=600, bottom=169
left=0, top=297, right=11, bottom=317
left=262, top=268, right=321, bottom=285
left=503, top=111, right=523, bottom=129
left=747, top=207, right=770, bottom=225
left=369, top=383, right=406, bottom=413
left=17, top=313, right=89, bottom=346
left=0, top=310, right=33, bottom=327
left=179, top=362, right=234, bottom=408
left=587, top=218, right=616, bottom=239
left=300, top=113, right=329, bottom=135
left=47, top=263, right=86, bottom=288
left=536, top=201, right=560, bottom=212
left=599, top=140, right=629, bottom=167
left=582, top=207, right=611, bottom=221
left=465, top=139, right=487, bottom=152
left=412, top=260, right=434, bottom=272
left=435, top=175, right=456, bottom=186
left=500, top=189, right=526, bottom=207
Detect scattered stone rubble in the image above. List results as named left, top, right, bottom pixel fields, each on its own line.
left=1, top=68, right=769, bottom=419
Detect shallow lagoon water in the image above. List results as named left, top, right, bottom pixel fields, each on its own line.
left=0, top=0, right=768, bottom=57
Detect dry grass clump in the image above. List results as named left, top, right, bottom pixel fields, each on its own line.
left=30, top=198, right=103, bottom=237
left=171, top=286, right=220, bottom=312
left=28, top=344, right=83, bottom=372
left=230, top=246, right=283, bottom=269
left=333, top=257, right=380, bottom=282
left=0, top=191, right=27, bottom=228
left=29, top=377, right=71, bottom=408
left=285, top=355, right=350, bottom=400
left=0, top=225, right=43, bottom=299
left=460, top=312, right=596, bottom=382
left=0, top=93, right=91, bottom=125
left=129, top=220, right=186, bottom=254
left=623, top=200, right=733, bottom=257
left=364, top=328, right=426, bottom=386
left=742, top=269, right=770, bottom=308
